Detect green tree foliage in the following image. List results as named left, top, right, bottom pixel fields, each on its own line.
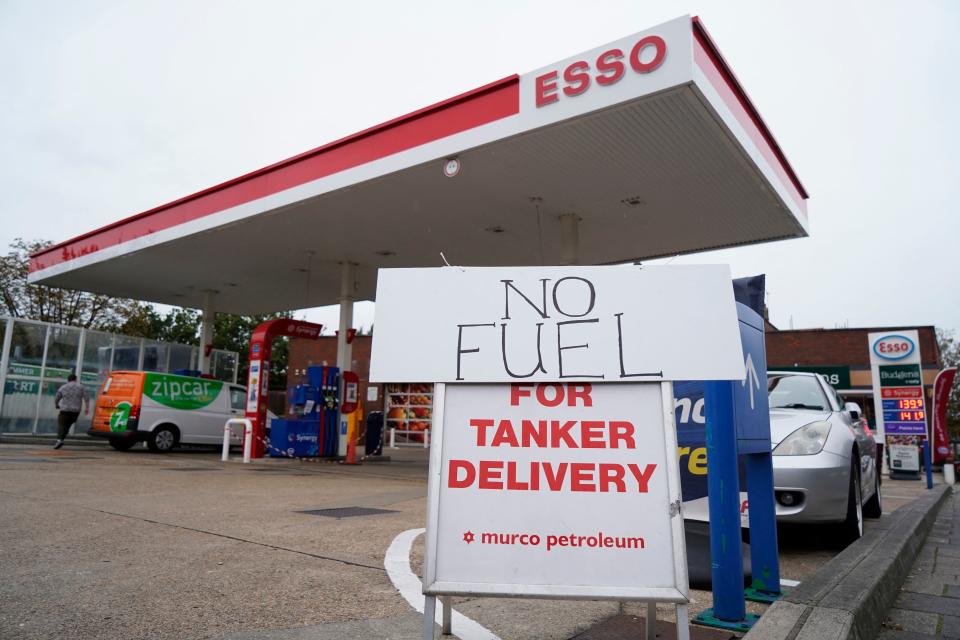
left=936, top=328, right=960, bottom=440
left=122, top=308, right=293, bottom=389
left=119, top=307, right=201, bottom=344
left=212, top=313, right=291, bottom=389
left=0, top=238, right=149, bottom=330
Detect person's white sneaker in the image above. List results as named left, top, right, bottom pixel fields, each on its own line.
left=53, top=440, right=64, bottom=450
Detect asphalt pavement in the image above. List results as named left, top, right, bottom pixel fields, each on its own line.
left=0, top=439, right=942, bottom=639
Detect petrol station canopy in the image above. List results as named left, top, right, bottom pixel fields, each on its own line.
left=29, top=16, right=808, bottom=315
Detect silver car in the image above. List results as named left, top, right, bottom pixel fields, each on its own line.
left=768, top=371, right=881, bottom=543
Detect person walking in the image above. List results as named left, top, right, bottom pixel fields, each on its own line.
left=54, top=374, right=88, bottom=449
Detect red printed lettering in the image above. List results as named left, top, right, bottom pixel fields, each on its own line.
left=478, top=460, right=504, bottom=489
left=562, top=61, right=591, bottom=97
left=535, top=71, right=559, bottom=107
left=629, top=35, right=666, bottom=73
left=448, top=460, right=475, bottom=488
left=569, top=462, right=595, bottom=492
left=491, top=419, right=520, bottom=447
left=470, top=418, right=494, bottom=446
left=595, top=48, right=625, bottom=85
left=627, top=463, right=657, bottom=492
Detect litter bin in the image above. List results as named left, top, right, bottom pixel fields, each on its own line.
left=365, top=411, right=384, bottom=456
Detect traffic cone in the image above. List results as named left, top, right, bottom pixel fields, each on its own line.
left=343, top=434, right=360, bottom=465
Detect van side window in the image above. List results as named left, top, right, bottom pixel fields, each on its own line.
left=230, top=388, right=246, bottom=411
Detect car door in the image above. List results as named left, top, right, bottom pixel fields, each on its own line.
left=823, top=377, right=876, bottom=498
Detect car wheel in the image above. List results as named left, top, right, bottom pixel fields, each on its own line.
left=863, top=467, right=882, bottom=519
left=108, top=437, right=137, bottom=452
left=148, top=425, right=178, bottom=453
left=840, top=458, right=864, bottom=544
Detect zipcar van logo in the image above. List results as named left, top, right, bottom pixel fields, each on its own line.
left=535, top=35, right=667, bottom=108
left=109, top=401, right=132, bottom=432
left=874, top=335, right=915, bottom=360
left=144, top=373, right=223, bottom=410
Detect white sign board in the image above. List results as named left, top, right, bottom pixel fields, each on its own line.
left=370, top=265, right=744, bottom=383
left=888, top=444, right=920, bottom=472
left=423, top=382, right=688, bottom=601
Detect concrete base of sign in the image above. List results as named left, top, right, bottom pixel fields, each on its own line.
left=743, top=586, right=782, bottom=604
left=692, top=609, right=760, bottom=633
left=890, top=470, right=922, bottom=481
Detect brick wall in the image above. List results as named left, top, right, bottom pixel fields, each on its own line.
left=766, top=326, right=940, bottom=369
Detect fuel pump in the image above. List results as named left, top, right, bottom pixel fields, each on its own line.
left=273, top=365, right=340, bottom=457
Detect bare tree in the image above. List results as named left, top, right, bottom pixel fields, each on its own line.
left=0, top=238, right=148, bottom=330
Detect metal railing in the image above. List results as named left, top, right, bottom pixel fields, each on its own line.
left=221, top=418, right=253, bottom=464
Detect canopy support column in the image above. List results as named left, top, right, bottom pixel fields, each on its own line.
left=559, top=213, right=580, bottom=266
left=336, top=262, right=357, bottom=456
left=199, top=291, right=216, bottom=374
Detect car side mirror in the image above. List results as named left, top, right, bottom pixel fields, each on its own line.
left=844, top=402, right=861, bottom=421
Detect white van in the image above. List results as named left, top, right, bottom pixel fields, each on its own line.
left=90, top=371, right=247, bottom=452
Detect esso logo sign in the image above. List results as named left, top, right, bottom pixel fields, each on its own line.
left=874, top=335, right=915, bottom=360
left=535, top=35, right=667, bottom=108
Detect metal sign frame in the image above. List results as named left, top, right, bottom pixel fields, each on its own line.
left=420, top=381, right=690, bottom=638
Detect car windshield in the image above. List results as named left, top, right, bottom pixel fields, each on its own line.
left=768, top=374, right=827, bottom=410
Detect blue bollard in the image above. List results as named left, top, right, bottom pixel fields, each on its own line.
left=693, top=380, right=758, bottom=631
left=923, top=439, right=933, bottom=489
left=744, top=452, right=781, bottom=602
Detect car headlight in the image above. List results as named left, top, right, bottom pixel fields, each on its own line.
left=773, top=421, right=832, bottom=456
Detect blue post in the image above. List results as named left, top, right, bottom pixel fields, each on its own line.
left=923, top=439, right=933, bottom=489
left=703, top=380, right=745, bottom=621
left=744, top=452, right=781, bottom=599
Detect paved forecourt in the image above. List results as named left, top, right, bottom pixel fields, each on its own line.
left=1, top=441, right=938, bottom=640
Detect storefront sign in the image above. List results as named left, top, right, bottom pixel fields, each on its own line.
left=425, top=382, right=687, bottom=600
left=371, top=265, right=744, bottom=383
left=785, top=366, right=851, bottom=389
left=7, top=363, right=72, bottom=379
left=888, top=444, right=920, bottom=472
left=4, top=378, right=40, bottom=395
left=879, top=364, right=922, bottom=387
left=534, top=35, right=668, bottom=107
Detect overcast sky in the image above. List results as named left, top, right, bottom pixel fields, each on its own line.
left=2, top=1, right=958, bottom=335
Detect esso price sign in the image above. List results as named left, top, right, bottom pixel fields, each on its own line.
left=873, top=335, right=915, bottom=360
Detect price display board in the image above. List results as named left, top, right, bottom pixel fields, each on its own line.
left=869, top=331, right=926, bottom=440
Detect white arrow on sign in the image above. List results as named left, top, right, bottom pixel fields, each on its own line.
left=742, top=352, right=761, bottom=410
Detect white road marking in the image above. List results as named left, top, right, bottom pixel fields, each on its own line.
left=780, top=578, right=800, bottom=587
left=385, top=528, right=501, bottom=640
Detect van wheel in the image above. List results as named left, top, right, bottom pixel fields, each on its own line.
left=108, top=437, right=137, bottom=451
left=839, top=458, right=864, bottom=545
left=148, top=425, right=178, bottom=453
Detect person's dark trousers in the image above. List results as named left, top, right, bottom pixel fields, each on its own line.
left=57, top=411, right=80, bottom=440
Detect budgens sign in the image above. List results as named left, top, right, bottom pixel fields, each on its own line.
left=144, top=373, right=223, bottom=410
